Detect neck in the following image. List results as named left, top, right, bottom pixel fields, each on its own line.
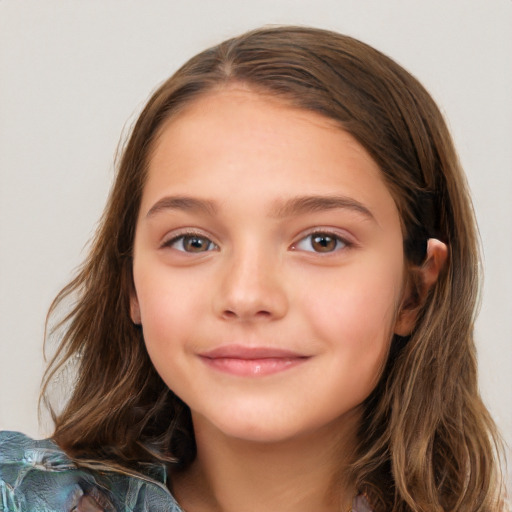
left=171, top=410, right=360, bottom=512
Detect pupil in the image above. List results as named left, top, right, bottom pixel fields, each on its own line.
left=312, top=234, right=335, bottom=252
left=185, top=236, right=207, bottom=252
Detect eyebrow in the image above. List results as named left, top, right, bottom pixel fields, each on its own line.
left=270, top=195, right=375, bottom=221
left=146, top=196, right=218, bottom=217
left=145, top=194, right=375, bottom=221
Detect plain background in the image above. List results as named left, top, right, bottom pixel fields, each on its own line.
left=1, top=0, right=511, bottom=490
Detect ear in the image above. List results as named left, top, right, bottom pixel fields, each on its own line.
left=394, top=238, right=448, bottom=336
left=130, top=291, right=142, bottom=325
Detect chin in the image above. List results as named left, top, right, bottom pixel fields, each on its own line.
left=191, top=408, right=304, bottom=444
left=201, top=408, right=346, bottom=446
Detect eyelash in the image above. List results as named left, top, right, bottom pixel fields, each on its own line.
left=161, top=229, right=353, bottom=255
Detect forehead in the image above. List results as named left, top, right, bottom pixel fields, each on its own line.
left=153, top=86, right=344, bottom=157
left=150, top=85, right=367, bottom=167
left=142, top=88, right=399, bottom=228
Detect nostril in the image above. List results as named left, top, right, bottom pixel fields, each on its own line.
left=222, top=309, right=272, bottom=320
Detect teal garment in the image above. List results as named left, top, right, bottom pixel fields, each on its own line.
left=0, top=431, right=183, bottom=512
left=0, top=431, right=373, bottom=512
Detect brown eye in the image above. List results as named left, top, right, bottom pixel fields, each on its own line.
left=166, top=234, right=217, bottom=253
left=183, top=235, right=211, bottom=252
left=311, top=234, right=337, bottom=252
left=293, top=232, right=348, bottom=253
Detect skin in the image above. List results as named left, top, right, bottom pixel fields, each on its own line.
left=130, top=87, right=446, bottom=512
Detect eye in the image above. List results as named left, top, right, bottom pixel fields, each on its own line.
left=164, top=233, right=218, bottom=253
left=292, top=232, right=349, bottom=253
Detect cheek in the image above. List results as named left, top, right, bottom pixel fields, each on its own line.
left=136, top=283, right=198, bottom=392
left=134, top=268, right=199, bottom=352
left=297, top=261, right=403, bottom=372
left=304, top=262, right=401, bottom=324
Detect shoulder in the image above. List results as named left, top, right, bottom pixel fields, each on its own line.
left=0, top=431, right=183, bottom=512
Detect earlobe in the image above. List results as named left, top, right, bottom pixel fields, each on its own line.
left=394, top=238, right=448, bottom=336
left=130, top=293, right=142, bottom=325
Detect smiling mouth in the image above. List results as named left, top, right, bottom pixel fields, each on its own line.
left=198, top=345, right=310, bottom=377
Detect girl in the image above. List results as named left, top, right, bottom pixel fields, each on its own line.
left=0, top=26, right=507, bottom=512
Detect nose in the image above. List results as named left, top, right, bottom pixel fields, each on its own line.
left=213, top=246, right=288, bottom=322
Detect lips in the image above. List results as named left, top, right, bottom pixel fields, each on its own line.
left=198, top=345, right=310, bottom=376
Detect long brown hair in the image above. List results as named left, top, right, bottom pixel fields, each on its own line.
left=42, top=26, right=506, bottom=510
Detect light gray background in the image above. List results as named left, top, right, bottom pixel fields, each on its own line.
left=1, top=0, right=511, bottom=489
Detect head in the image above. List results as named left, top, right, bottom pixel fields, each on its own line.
left=45, top=26, right=501, bottom=510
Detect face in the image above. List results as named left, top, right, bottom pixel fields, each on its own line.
left=131, top=88, right=409, bottom=444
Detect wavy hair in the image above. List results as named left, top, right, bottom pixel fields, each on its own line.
left=42, top=26, right=506, bottom=511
